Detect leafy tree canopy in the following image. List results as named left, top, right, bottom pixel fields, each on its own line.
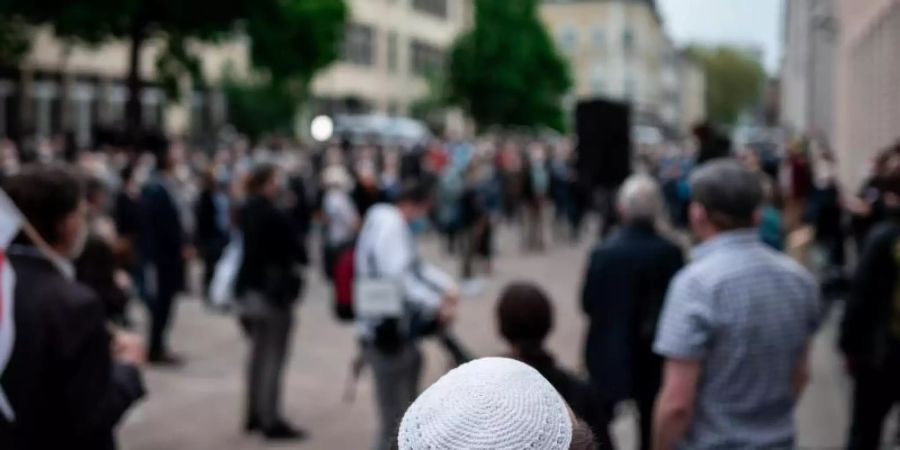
left=447, top=0, right=572, bottom=132
left=686, top=45, right=766, bottom=126
left=0, top=0, right=347, bottom=138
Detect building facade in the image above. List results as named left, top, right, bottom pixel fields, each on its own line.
left=539, top=0, right=704, bottom=134
left=0, top=28, right=247, bottom=147
left=0, top=0, right=473, bottom=147
left=835, top=0, right=900, bottom=189
left=310, top=0, right=472, bottom=118
left=780, top=0, right=837, bottom=145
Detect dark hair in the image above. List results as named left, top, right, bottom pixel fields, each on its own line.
left=4, top=164, right=83, bottom=245
left=395, top=180, right=432, bottom=205
left=570, top=418, right=597, bottom=450
left=689, top=159, right=763, bottom=230
left=496, top=282, right=554, bottom=350
left=246, top=162, right=277, bottom=195
left=120, top=164, right=135, bottom=183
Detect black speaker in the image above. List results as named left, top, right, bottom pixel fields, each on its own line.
left=575, top=99, right=632, bottom=188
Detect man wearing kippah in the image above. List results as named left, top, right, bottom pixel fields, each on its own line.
left=653, top=160, right=821, bottom=450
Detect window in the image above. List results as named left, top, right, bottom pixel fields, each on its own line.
left=590, top=64, right=605, bottom=95
left=387, top=31, right=399, bottom=73
left=624, top=76, right=638, bottom=101
left=623, top=28, right=636, bottom=52
left=592, top=27, right=605, bottom=50
left=411, top=40, right=445, bottom=76
left=412, top=0, right=448, bottom=19
left=559, top=27, right=578, bottom=54
left=343, top=23, right=376, bottom=66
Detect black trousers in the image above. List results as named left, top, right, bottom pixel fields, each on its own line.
left=147, top=289, right=177, bottom=358
left=847, top=352, right=900, bottom=450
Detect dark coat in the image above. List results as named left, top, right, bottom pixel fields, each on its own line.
left=581, top=224, right=684, bottom=403
left=140, top=177, right=187, bottom=297
left=235, top=195, right=308, bottom=306
left=0, top=247, right=145, bottom=450
left=76, top=235, right=129, bottom=324
left=840, top=220, right=900, bottom=370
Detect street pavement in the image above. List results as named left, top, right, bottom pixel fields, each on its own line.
left=119, top=224, right=895, bottom=450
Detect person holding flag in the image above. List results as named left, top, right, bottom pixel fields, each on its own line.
left=0, top=165, right=145, bottom=450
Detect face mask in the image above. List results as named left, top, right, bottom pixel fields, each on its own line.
left=409, top=217, right=430, bottom=236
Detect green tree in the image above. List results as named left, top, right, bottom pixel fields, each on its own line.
left=222, top=78, right=297, bottom=141
left=0, top=0, right=346, bottom=140
left=447, top=0, right=571, bottom=132
left=686, top=45, right=766, bottom=126
left=0, top=16, right=30, bottom=67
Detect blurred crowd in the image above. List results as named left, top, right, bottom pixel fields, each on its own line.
left=0, top=124, right=899, bottom=450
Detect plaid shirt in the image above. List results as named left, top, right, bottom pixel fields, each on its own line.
left=654, top=230, right=821, bottom=449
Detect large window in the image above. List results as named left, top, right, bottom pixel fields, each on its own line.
left=343, top=23, right=376, bottom=66
left=387, top=31, right=399, bottom=73
left=410, top=40, right=444, bottom=76
left=412, top=0, right=448, bottom=19
left=559, top=27, right=578, bottom=54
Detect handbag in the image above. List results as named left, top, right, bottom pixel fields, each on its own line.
left=207, top=233, right=243, bottom=312
left=353, top=250, right=403, bottom=320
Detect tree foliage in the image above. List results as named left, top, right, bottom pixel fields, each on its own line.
left=0, top=0, right=347, bottom=139
left=686, top=45, right=766, bottom=126
left=447, top=0, right=571, bottom=132
left=0, top=16, right=30, bottom=67
left=223, top=77, right=297, bottom=141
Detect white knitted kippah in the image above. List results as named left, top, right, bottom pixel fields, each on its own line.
left=398, top=357, right=573, bottom=450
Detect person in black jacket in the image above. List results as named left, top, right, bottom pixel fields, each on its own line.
left=195, top=168, right=230, bottom=293
left=580, top=174, right=684, bottom=450
left=840, top=158, right=900, bottom=450
left=235, top=162, right=308, bottom=441
left=141, top=141, right=191, bottom=365
left=495, top=282, right=602, bottom=446
left=0, top=165, right=145, bottom=450
left=76, top=177, right=130, bottom=326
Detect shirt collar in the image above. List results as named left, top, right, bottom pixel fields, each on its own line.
left=8, top=244, right=76, bottom=281
left=692, top=229, right=760, bottom=261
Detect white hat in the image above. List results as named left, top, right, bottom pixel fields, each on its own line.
left=398, top=358, right=573, bottom=450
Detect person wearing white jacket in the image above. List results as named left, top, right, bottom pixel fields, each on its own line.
left=354, top=181, right=458, bottom=450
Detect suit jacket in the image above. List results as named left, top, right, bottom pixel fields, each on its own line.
left=235, top=195, right=308, bottom=305
left=0, top=247, right=145, bottom=450
left=581, top=224, right=684, bottom=403
left=141, top=176, right=187, bottom=297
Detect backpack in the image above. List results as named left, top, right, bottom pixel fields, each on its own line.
left=332, top=246, right=356, bottom=322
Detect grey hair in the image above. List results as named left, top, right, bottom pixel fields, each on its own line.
left=689, top=159, right=763, bottom=229
left=617, top=174, right=664, bottom=225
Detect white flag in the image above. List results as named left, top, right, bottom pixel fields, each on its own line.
left=0, top=188, right=23, bottom=422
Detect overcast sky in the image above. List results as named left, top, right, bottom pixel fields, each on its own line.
left=656, top=0, right=784, bottom=73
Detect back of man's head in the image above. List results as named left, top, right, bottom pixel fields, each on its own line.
left=4, top=164, right=83, bottom=246
left=617, top=174, right=663, bottom=226
left=689, top=159, right=763, bottom=231
left=396, top=180, right=432, bottom=206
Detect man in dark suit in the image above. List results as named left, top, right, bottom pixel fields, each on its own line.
left=581, top=175, right=684, bottom=450
left=141, top=141, right=191, bottom=364
left=0, top=165, right=145, bottom=449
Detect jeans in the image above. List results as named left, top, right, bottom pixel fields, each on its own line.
left=241, top=292, right=294, bottom=429
left=363, top=343, right=422, bottom=450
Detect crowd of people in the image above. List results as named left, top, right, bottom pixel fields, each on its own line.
left=0, top=125, right=899, bottom=450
